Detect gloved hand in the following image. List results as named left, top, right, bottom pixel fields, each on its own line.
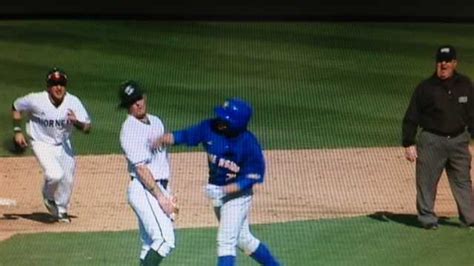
left=205, top=184, right=225, bottom=200
left=205, top=184, right=225, bottom=207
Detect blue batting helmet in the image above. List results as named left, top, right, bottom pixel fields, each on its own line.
left=214, top=98, right=253, bottom=132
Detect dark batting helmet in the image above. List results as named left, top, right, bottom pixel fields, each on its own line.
left=214, top=98, right=253, bottom=132
left=118, top=80, right=145, bottom=108
left=46, top=67, right=68, bottom=87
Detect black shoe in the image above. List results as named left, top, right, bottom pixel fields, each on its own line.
left=43, top=198, right=58, bottom=217
left=423, top=223, right=439, bottom=230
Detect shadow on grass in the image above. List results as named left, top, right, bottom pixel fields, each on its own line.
left=2, top=212, right=77, bottom=224
left=367, top=211, right=460, bottom=229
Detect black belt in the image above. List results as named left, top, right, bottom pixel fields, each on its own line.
left=423, top=128, right=465, bottom=138
left=130, top=176, right=168, bottom=190
left=157, top=180, right=168, bottom=190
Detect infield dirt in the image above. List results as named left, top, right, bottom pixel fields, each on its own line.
left=0, top=148, right=462, bottom=241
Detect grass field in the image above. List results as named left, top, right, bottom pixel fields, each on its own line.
left=1, top=218, right=474, bottom=266
left=1, top=21, right=474, bottom=265
left=2, top=21, right=474, bottom=156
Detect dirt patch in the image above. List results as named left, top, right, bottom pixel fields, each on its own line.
left=0, top=148, right=462, bottom=242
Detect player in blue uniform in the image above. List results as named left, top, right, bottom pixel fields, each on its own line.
left=157, top=98, right=280, bottom=266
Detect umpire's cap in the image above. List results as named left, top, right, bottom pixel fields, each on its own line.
left=118, top=80, right=144, bottom=108
left=46, top=67, right=68, bottom=87
left=436, top=45, right=457, bottom=62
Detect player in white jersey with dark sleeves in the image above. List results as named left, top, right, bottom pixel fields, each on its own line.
left=11, top=67, right=91, bottom=223
left=118, top=80, right=178, bottom=266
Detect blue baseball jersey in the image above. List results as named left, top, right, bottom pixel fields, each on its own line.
left=173, top=119, right=265, bottom=192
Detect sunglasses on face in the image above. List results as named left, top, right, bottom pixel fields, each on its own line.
left=48, top=80, right=67, bottom=87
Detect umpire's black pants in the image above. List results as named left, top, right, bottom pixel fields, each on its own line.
left=416, top=130, right=474, bottom=226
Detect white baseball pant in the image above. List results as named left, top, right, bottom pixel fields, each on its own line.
left=215, top=195, right=260, bottom=257
left=128, top=178, right=175, bottom=259
left=31, top=139, right=76, bottom=214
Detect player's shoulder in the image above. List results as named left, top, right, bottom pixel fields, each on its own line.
left=121, top=114, right=136, bottom=127
left=242, top=130, right=259, bottom=139
left=23, top=90, right=47, bottom=99
left=64, top=92, right=83, bottom=103
left=241, top=130, right=262, bottom=146
left=148, top=113, right=164, bottom=124
left=120, top=115, right=136, bottom=135
left=16, top=90, right=48, bottom=104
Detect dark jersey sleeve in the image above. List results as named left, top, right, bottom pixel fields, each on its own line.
left=402, top=84, right=421, bottom=147
left=466, top=78, right=474, bottom=137
left=172, top=120, right=208, bottom=146
left=236, top=134, right=265, bottom=190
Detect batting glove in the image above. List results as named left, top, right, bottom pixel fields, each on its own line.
left=205, top=184, right=225, bottom=200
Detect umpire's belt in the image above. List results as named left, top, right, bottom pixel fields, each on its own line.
left=130, top=176, right=168, bottom=190
left=423, top=128, right=465, bottom=138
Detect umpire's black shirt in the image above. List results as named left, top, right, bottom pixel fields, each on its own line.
left=402, top=71, right=474, bottom=147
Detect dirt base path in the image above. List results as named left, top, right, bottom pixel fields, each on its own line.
left=0, top=148, right=462, bottom=242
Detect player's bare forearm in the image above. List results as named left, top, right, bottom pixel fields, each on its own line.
left=74, top=121, right=91, bottom=134
left=12, top=109, right=22, bottom=120
left=136, top=164, right=175, bottom=215
left=67, top=109, right=91, bottom=133
left=136, top=165, right=162, bottom=196
left=12, top=110, right=23, bottom=132
left=11, top=110, right=28, bottom=148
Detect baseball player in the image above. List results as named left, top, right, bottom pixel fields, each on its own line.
left=118, top=80, right=178, bottom=265
left=156, top=98, right=280, bottom=266
left=11, top=67, right=91, bottom=223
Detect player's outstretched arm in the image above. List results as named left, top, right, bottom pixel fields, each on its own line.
left=154, top=133, right=175, bottom=150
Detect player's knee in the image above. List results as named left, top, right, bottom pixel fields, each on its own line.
left=238, top=235, right=260, bottom=255
left=45, top=169, right=64, bottom=182
left=218, top=240, right=237, bottom=257
left=151, top=241, right=175, bottom=257
left=217, top=230, right=238, bottom=256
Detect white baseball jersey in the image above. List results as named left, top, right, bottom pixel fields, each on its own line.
left=120, top=114, right=170, bottom=181
left=13, top=91, right=91, bottom=145
left=120, top=113, right=175, bottom=259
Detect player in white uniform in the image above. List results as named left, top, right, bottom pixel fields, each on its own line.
left=11, top=67, right=91, bottom=223
left=118, top=80, right=178, bottom=266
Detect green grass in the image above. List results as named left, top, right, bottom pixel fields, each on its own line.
left=1, top=21, right=474, bottom=156
left=2, top=21, right=474, bottom=265
left=1, top=217, right=474, bottom=266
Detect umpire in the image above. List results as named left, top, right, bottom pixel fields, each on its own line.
left=402, top=44, right=474, bottom=230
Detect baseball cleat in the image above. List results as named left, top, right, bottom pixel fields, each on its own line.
left=422, top=223, right=439, bottom=230
left=43, top=198, right=58, bottom=217
left=57, top=213, right=71, bottom=223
